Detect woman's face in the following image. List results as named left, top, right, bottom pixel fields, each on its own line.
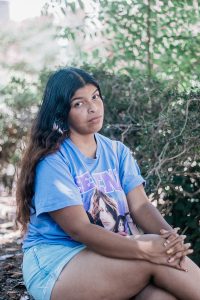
left=98, top=198, right=116, bottom=231
left=68, top=84, right=104, bottom=136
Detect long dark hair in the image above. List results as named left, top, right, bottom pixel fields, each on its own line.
left=16, top=67, right=102, bottom=233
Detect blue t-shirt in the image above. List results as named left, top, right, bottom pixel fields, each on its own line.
left=22, top=133, right=145, bottom=250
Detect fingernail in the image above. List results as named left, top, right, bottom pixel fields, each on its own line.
left=167, top=248, right=173, bottom=254
left=164, top=240, right=170, bottom=246
left=175, top=227, right=180, bottom=232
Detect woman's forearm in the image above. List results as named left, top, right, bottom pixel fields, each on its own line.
left=72, top=222, right=146, bottom=260
left=126, top=186, right=173, bottom=234
left=49, top=206, right=186, bottom=269
left=132, top=202, right=173, bottom=234
left=72, top=223, right=187, bottom=271
left=50, top=206, right=148, bottom=260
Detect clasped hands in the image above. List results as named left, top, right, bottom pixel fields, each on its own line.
left=160, top=227, right=193, bottom=271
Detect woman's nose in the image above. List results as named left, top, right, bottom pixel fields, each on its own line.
left=88, top=101, right=97, bottom=113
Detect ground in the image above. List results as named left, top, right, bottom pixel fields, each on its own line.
left=0, top=196, right=33, bottom=300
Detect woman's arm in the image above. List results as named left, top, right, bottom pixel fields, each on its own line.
left=126, top=184, right=173, bottom=234
left=126, top=184, right=193, bottom=267
left=49, top=205, right=187, bottom=270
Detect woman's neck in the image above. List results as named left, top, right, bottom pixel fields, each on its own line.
left=69, top=132, right=97, bottom=158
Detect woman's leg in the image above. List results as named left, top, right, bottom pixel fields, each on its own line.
left=152, top=256, right=200, bottom=300
left=134, top=284, right=178, bottom=300
left=51, top=247, right=200, bottom=300
left=51, top=248, right=152, bottom=300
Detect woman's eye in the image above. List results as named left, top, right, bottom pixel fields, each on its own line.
left=74, top=102, right=83, bottom=107
left=92, top=94, right=100, bottom=100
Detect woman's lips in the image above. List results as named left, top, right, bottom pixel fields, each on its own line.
left=88, top=116, right=102, bottom=123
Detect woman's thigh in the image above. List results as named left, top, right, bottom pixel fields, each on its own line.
left=51, top=250, right=200, bottom=300
left=51, top=247, right=152, bottom=300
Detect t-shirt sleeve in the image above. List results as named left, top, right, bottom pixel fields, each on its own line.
left=117, top=142, right=146, bottom=195
left=33, top=153, right=83, bottom=217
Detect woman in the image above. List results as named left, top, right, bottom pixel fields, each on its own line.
left=16, top=67, right=200, bottom=300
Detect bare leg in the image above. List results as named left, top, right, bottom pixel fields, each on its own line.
left=134, top=284, right=178, bottom=300
left=51, top=248, right=152, bottom=300
left=152, top=256, right=200, bottom=300
left=51, top=247, right=200, bottom=300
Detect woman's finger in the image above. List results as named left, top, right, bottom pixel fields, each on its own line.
left=160, top=227, right=180, bottom=236
left=161, top=228, right=182, bottom=244
left=166, top=242, right=191, bottom=256
left=168, top=259, right=187, bottom=272
left=168, top=248, right=194, bottom=262
left=162, top=233, right=179, bottom=245
left=164, top=234, right=186, bottom=248
left=167, top=233, right=179, bottom=243
left=166, top=228, right=181, bottom=242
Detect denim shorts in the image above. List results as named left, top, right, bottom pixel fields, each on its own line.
left=22, top=243, right=86, bottom=300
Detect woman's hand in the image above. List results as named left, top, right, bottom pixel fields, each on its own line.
left=133, top=234, right=189, bottom=271
left=160, top=228, right=193, bottom=271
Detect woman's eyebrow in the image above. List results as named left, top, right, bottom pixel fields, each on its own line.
left=71, top=88, right=98, bottom=102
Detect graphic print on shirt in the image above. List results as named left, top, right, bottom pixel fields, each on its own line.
left=74, top=168, right=141, bottom=236
left=75, top=169, right=122, bottom=194
left=86, top=188, right=139, bottom=235
left=87, top=188, right=119, bottom=232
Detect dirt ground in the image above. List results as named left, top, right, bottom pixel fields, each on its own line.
left=0, top=197, right=33, bottom=300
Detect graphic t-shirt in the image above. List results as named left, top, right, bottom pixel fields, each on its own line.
left=22, top=133, right=145, bottom=250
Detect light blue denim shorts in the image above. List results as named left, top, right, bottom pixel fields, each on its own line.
left=22, top=243, right=86, bottom=300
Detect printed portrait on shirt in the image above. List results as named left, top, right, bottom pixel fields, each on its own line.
left=87, top=188, right=131, bottom=236
left=114, top=215, right=127, bottom=235
left=87, top=189, right=118, bottom=231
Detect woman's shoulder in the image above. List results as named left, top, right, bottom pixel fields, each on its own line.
left=37, top=144, right=70, bottom=171
left=96, top=133, right=126, bottom=148
left=95, top=133, right=129, bottom=150
left=96, top=133, right=130, bottom=158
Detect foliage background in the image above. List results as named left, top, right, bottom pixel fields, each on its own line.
left=0, top=0, right=199, bottom=265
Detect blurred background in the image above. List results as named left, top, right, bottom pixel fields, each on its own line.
left=0, top=0, right=199, bottom=269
